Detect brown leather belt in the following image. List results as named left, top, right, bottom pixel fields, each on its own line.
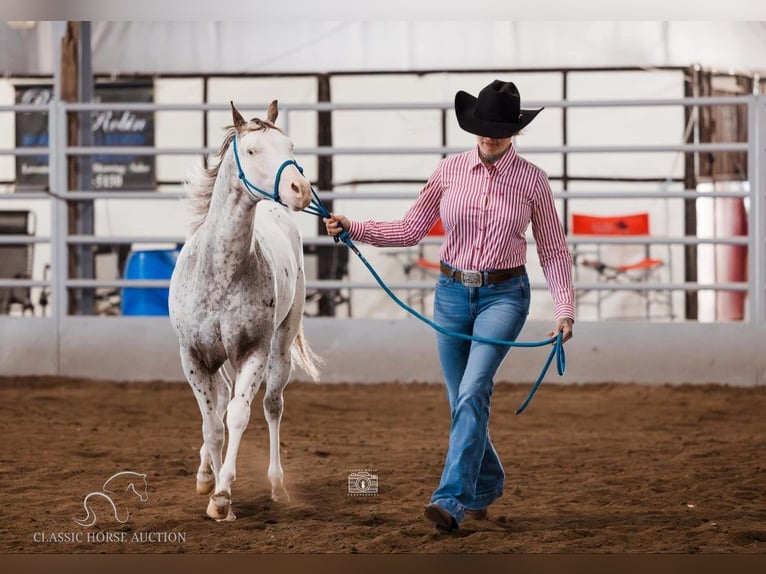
left=440, top=262, right=526, bottom=287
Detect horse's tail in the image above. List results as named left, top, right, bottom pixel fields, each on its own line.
left=291, top=325, right=322, bottom=382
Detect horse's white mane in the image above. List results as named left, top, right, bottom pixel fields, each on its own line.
left=186, top=126, right=236, bottom=235
left=186, top=118, right=284, bottom=235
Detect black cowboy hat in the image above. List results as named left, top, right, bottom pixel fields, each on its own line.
left=454, top=79, right=543, bottom=138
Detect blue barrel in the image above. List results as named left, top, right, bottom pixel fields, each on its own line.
left=121, top=248, right=180, bottom=316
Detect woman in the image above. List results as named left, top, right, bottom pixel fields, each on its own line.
left=325, top=79, right=575, bottom=532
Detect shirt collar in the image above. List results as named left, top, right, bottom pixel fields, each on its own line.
left=470, top=143, right=518, bottom=174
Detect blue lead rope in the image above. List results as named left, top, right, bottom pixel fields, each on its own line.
left=307, top=192, right=567, bottom=415
left=232, top=137, right=566, bottom=414
left=333, top=229, right=566, bottom=415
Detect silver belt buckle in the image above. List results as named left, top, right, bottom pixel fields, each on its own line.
left=460, top=270, right=483, bottom=288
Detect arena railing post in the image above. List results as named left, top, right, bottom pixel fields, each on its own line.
left=49, top=100, right=69, bottom=350
left=748, top=95, right=766, bottom=325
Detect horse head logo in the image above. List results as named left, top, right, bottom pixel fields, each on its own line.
left=74, top=471, right=149, bottom=528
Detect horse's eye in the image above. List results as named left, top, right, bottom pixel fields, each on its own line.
left=247, top=149, right=255, bottom=156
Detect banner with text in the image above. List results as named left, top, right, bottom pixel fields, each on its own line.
left=14, top=80, right=156, bottom=191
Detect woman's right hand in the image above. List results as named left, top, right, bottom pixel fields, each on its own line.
left=323, top=213, right=350, bottom=237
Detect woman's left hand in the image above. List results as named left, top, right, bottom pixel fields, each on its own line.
left=548, top=317, right=574, bottom=343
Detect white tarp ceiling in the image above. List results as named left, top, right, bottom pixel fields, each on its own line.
left=3, top=21, right=766, bottom=76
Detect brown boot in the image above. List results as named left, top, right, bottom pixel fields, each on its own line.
left=424, top=503, right=459, bottom=532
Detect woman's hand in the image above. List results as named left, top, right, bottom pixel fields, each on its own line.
left=548, top=317, right=574, bottom=343
left=323, top=213, right=350, bottom=237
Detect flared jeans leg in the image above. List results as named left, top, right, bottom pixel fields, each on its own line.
left=429, top=274, right=530, bottom=524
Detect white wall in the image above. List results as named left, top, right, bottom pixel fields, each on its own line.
left=1, top=317, right=764, bottom=387
left=100, top=21, right=765, bottom=76
left=4, top=22, right=763, bottom=76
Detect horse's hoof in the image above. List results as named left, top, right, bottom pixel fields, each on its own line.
left=196, top=478, right=215, bottom=495
left=271, top=486, right=290, bottom=503
left=206, top=492, right=231, bottom=520
left=216, top=508, right=237, bottom=522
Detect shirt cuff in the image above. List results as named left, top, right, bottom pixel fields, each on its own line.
left=554, top=304, right=576, bottom=322
left=347, top=220, right=366, bottom=241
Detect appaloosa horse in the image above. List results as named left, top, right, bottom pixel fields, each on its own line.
left=169, top=100, right=321, bottom=521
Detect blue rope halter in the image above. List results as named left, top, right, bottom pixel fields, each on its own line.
left=231, top=135, right=566, bottom=414
left=232, top=135, right=332, bottom=219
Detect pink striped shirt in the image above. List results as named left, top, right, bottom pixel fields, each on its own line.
left=348, top=144, right=575, bottom=320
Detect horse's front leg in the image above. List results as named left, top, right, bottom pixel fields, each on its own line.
left=196, top=370, right=232, bottom=495
left=208, top=347, right=268, bottom=521
left=180, top=349, right=226, bottom=504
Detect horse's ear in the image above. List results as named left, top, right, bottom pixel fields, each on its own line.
left=267, top=99, right=279, bottom=124
left=230, top=101, right=246, bottom=131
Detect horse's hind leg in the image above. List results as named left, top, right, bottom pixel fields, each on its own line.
left=263, top=321, right=298, bottom=503
left=180, top=349, right=226, bottom=504
left=263, top=366, right=290, bottom=503
left=196, top=445, right=215, bottom=495
left=196, top=369, right=231, bottom=495
left=210, top=346, right=269, bottom=521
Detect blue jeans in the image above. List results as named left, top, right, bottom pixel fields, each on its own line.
left=429, top=271, right=530, bottom=524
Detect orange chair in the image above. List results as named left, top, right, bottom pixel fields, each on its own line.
left=571, top=212, right=673, bottom=320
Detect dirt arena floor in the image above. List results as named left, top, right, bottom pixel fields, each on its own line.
left=0, top=376, right=764, bottom=554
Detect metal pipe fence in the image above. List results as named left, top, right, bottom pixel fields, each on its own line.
left=0, top=95, right=762, bottom=322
